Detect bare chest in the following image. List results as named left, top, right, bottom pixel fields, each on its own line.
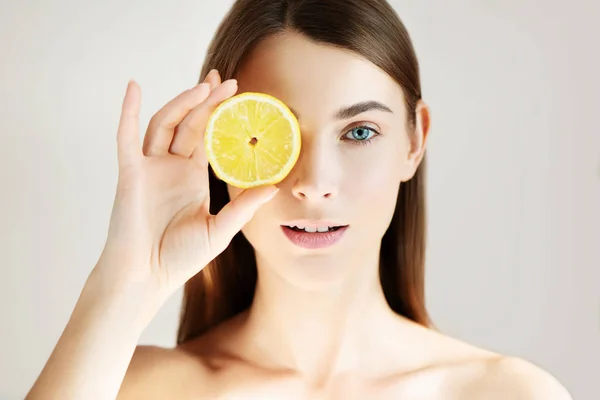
left=164, top=366, right=459, bottom=400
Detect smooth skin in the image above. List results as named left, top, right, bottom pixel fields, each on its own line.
left=26, top=32, right=572, bottom=400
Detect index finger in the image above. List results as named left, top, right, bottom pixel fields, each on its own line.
left=173, top=79, right=239, bottom=163
left=142, top=83, right=211, bottom=156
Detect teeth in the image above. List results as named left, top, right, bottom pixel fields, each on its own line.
left=287, top=225, right=337, bottom=233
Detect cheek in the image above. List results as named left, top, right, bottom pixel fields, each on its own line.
left=342, top=148, right=403, bottom=232
left=343, top=146, right=403, bottom=199
left=347, top=170, right=400, bottom=220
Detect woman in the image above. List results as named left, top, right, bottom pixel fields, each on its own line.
left=27, top=0, right=572, bottom=398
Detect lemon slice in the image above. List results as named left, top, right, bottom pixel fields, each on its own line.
left=205, top=92, right=301, bottom=189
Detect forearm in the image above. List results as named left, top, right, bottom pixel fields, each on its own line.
left=26, top=268, right=161, bottom=400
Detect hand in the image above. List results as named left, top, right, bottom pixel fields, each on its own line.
left=95, top=70, right=278, bottom=300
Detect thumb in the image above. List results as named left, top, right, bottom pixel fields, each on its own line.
left=209, top=185, right=279, bottom=250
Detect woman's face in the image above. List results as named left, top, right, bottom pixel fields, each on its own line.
left=229, top=31, right=426, bottom=289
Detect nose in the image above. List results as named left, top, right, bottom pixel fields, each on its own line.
left=289, top=139, right=340, bottom=201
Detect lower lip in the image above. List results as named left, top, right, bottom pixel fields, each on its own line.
left=281, top=226, right=349, bottom=249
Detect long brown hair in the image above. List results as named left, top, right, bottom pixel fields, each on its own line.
left=177, top=0, right=430, bottom=344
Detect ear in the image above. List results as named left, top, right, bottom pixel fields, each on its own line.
left=401, top=100, right=431, bottom=182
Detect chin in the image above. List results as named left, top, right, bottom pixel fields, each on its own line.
left=244, top=219, right=379, bottom=291
left=250, top=233, right=360, bottom=292
left=293, top=254, right=356, bottom=290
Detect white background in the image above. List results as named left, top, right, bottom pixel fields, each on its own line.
left=1, top=0, right=598, bottom=398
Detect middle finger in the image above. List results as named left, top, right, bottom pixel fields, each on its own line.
left=142, top=83, right=211, bottom=156
left=169, top=79, right=238, bottom=160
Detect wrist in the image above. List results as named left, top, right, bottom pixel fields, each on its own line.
left=82, top=264, right=167, bottom=331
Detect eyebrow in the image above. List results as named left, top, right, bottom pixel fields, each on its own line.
left=288, top=100, right=394, bottom=121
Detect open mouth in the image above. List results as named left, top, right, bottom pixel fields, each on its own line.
left=280, top=224, right=349, bottom=249
left=284, top=225, right=345, bottom=233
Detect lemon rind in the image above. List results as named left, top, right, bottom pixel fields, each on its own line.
left=205, top=92, right=301, bottom=189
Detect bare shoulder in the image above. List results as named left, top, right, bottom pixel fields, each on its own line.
left=399, top=326, right=572, bottom=400
left=117, top=344, right=212, bottom=399
left=449, top=356, right=573, bottom=400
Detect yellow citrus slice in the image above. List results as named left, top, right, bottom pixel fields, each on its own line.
left=205, top=92, right=301, bottom=189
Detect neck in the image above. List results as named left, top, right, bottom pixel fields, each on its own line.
left=239, top=249, right=400, bottom=384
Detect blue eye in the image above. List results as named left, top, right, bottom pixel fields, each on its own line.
left=343, top=125, right=379, bottom=145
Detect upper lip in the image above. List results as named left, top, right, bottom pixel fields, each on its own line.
left=281, top=220, right=349, bottom=228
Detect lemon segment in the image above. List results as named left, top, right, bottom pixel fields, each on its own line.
left=205, top=92, right=301, bottom=189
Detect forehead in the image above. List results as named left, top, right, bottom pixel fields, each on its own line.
left=236, top=31, right=406, bottom=123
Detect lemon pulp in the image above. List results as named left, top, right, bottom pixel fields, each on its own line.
left=205, top=92, right=301, bottom=189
